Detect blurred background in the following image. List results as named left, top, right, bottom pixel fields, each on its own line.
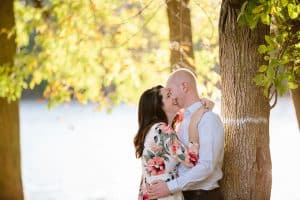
left=20, top=97, right=299, bottom=200
left=1, top=0, right=299, bottom=199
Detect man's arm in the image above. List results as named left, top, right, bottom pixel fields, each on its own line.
left=167, top=112, right=224, bottom=193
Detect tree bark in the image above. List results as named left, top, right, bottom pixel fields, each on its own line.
left=289, top=20, right=300, bottom=131
left=166, top=0, right=195, bottom=71
left=291, top=85, right=300, bottom=130
left=0, top=0, right=24, bottom=199
left=219, top=1, right=272, bottom=199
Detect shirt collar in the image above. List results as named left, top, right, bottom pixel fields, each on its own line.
left=184, top=101, right=203, bottom=117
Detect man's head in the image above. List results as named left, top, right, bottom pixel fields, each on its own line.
left=166, top=68, right=199, bottom=108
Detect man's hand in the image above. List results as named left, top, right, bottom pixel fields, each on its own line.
left=148, top=180, right=170, bottom=199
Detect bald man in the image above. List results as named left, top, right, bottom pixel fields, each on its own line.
left=148, top=68, right=224, bottom=200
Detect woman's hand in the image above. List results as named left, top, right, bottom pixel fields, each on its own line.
left=200, top=97, right=215, bottom=110
left=188, top=106, right=209, bottom=144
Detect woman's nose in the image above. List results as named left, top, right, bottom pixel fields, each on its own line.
left=172, top=98, right=178, bottom=105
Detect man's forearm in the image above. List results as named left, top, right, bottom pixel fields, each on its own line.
left=167, top=161, right=214, bottom=193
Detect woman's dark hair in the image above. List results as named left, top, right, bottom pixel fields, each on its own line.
left=134, top=85, right=168, bottom=158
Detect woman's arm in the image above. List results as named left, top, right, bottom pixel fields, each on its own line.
left=188, top=98, right=215, bottom=145
left=138, top=175, right=150, bottom=200
left=188, top=106, right=208, bottom=144
left=200, top=97, right=215, bottom=110
left=157, top=123, right=199, bottom=167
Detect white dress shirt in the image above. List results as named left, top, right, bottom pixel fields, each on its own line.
left=167, top=102, right=224, bottom=193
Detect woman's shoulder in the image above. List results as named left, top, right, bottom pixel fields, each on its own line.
left=146, top=122, right=165, bottom=135
left=150, top=122, right=167, bottom=129
left=144, top=123, right=167, bottom=146
left=147, top=122, right=169, bottom=135
left=154, top=122, right=176, bottom=135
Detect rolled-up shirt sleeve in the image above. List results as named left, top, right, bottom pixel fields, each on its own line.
left=167, top=112, right=223, bottom=193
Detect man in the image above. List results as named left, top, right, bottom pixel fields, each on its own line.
left=148, top=68, right=224, bottom=200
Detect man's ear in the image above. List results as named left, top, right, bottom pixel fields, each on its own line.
left=181, top=82, right=188, bottom=93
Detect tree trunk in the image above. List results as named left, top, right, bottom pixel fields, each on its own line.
left=291, top=86, right=300, bottom=130
left=166, top=0, right=195, bottom=71
left=219, top=1, right=272, bottom=199
left=0, top=0, right=24, bottom=199
left=290, top=20, right=300, bottom=131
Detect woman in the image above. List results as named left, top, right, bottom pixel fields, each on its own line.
left=134, top=85, right=213, bottom=200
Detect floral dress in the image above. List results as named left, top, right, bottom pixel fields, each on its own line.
left=138, top=122, right=199, bottom=200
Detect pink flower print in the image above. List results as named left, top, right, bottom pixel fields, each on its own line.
left=188, top=152, right=198, bottom=166
left=143, top=193, right=149, bottom=200
left=171, top=144, right=177, bottom=155
left=187, top=143, right=199, bottom=166
left=171, top=111, right=184, bottom=130
left=174, top=112, right=184, bottom=123
left=150, top=142, right=161, bottom=153
left=171, top=141, right=181, bottom=155
left=169, top=139, right=182, bottom=155
left=146, top=156, right=165, bottom=175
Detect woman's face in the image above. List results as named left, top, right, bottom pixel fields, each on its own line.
left=160, top=88, right=180, bottom=115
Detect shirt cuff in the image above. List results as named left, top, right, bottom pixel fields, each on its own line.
left=167, top=179, right=180, bottom=194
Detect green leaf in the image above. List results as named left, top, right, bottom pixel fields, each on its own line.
left=260, top=14, right=270, bottom=25
left=178, top=154, right=186, bottom=161
left=156, top=151, right=163, bottom=157
left=248, top=17, right=259, bottom=29
left=281, top=0, right=288, bottom=7
left=258, top=45, right=268, bottom=54
left=266, top=67, right=275, bottom=79
left=162, top=155, right=169, bottom=162
left=258, top=65, right=268, bottom=72
left=263, top=86, right=269, bottom=97
left=147, top=150, right=155, bottom=158
left=252, top=5, right=265, bottom=14
left=253, top=74, right=266, bottom=86
left=265, top=35, right=275, bottom=45
left=280, top=55, right=290, bottom=65
left=288, top=4, right=299, bottom=19
left=237, top=1, right=248, bottom=23
left=288, top=81, right=298, bottom=89
left=264, top=55, right=270, bottom=61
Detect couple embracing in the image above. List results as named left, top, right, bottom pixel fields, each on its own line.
left=134, top=68, right=224, bottom=200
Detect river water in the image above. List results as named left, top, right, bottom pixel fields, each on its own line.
left=20, top=97, right=300, bottom=200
